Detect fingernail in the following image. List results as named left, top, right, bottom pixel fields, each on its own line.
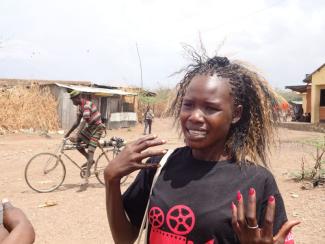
left=268, top=195, right=275, bottom=203
left=162, top=150, right=167, bottom=154
left=231, top=201, right=235, bottom=210
left=237, top=191, right=242, bottom=201
left=161, top=139, right=166, bottom=143
left=249, top=187, right=255, bottom=196
left=2, top=198, right=13, bottom=209
left=1, top=198, right=9, bottom=204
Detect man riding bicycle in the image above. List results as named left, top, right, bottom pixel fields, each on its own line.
left=64, top=90, right=106, bottom=190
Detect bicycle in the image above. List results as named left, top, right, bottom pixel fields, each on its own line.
left=24, top=136, right=128, bottom=193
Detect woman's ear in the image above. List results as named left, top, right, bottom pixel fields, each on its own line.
left=232, top=104, right=243, bottom=124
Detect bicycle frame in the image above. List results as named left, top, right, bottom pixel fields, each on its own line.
left=25, top=137, right=126, bottom=193
left=42, top=139, right=80, bottom=174
left=52, top=138, right=121, bottom=173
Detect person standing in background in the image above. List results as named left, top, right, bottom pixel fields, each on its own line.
left=143, top=106, right=154, bottom=135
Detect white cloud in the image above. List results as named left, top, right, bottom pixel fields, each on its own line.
left=0, top=39, right=48, bottom=60
left=0, top=0, right=324, bottom=89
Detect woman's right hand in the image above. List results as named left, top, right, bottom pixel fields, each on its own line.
left=104, top=134, right=167, bottom=183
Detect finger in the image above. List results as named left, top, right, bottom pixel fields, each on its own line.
left=236, top=191, right=245, bottom=229
left=2, top=199, right=22, bottom=231
left=134, top=162, right=161, bottom=170
left=0, top=226, right=9, bottom=242
left=0, top=204, right=3, bottom=229
left=261, top=195, right=275, bottom=238
left=134, top=149, right=168, bottom=162
left=231, top=202, right=241, bottom=235
left=134, top=138, right=167, bottom=153
left=135, top=134, right=158, bottom=145
left=1, top=199, right=13, bottom=210
left=245, top=187, right=258, bottom=231
left=273, top=220, right=300, bottom=244
left=132, top=149, right=168, bottom=170
left=0, top=203, right=9, bottom=241
left=125, top=135, right=155, bottom=148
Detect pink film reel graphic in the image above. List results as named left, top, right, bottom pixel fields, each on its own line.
left=148, top=207, right=165, bottom=229
left=166, top=205, right=195, bottom=235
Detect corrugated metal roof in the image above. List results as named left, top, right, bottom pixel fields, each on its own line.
left=285, top=85, right=308, bottom=93
left=290, top=100, right=303, bottom=105
left=55, top=83, right=137, bottom=96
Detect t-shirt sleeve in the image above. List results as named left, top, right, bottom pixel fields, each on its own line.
left=258, top=169, right=288, bottom=234
left=122, top=156, right=162, bottom=228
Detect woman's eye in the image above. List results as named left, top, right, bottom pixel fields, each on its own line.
left=206, top=106, right=219, bottom=112
left=181, top=102, right=193, bottom=110
left=182, top=102, right=192, bottom=107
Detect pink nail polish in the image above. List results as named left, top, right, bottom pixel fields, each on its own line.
left=268, top=195, right=275, bottom=203
left=231, top=202, right=235, bottom=210
left=237, top=191, right=242, bottom=201
left=249, top=188, right=255, bottom=196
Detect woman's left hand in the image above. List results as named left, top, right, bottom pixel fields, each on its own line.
left=1, top=199, right=35, bottom=244
left=231, top=188, right=300, bottom=244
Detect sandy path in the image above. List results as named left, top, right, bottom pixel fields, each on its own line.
left=0, top=118, right=324, bottom=243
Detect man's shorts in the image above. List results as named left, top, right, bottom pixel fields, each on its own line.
left=78, top=124, right=105, bottom=153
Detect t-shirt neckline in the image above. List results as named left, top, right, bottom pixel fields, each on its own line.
left=187, top=147, right=235, bottom=165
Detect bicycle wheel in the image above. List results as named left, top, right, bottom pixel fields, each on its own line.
left=95, top=151, right=128, bottom=185
left=25, top=153, right=66, bottom=193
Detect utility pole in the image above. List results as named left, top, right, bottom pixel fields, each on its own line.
left=136, top=42, right=143, bottom=89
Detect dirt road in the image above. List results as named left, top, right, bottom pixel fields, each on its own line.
left=0, top=118, right=324, bottom=243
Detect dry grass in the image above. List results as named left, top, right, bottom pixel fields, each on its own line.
left=0, top=85, right=59, bottom=132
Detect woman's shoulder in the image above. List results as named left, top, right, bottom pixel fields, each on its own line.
left=234, top=160, right=276, bottom=180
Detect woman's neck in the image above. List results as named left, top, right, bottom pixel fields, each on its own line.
left=191, top=145, right=231, bottom=162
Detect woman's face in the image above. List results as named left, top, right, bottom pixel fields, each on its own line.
left=180, top=74, right=241, bottom=151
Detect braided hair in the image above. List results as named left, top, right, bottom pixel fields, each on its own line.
left=168, top=53, right=280, bottom=166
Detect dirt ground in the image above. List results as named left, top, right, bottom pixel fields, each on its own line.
left=0, top=118, right=324, bottom=244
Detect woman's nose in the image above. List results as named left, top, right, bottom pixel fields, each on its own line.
left=188, top=108, right=204, bottom=122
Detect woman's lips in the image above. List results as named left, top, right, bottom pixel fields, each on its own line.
left=187, top=129, right=207, bottom=138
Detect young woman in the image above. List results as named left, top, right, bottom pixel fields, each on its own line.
left=104, top=55, right=299, bottom=244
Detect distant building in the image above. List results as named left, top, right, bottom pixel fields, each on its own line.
left=285, top=64, right=325, bottom=123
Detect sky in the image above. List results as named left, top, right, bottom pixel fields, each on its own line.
left=0, top=0, right=324, bottom=90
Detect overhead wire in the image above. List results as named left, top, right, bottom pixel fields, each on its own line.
left=201, top=0, right=287, bottom=33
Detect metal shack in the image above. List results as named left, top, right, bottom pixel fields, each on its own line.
left=55, top=83, right=138, bottom=130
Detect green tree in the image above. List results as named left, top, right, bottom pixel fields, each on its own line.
left=275, top=88, right=302, bottom=102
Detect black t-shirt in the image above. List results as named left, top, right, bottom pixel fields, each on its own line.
left=123, top=147, right=288, bottom=244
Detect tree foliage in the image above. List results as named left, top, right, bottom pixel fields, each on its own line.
left=138, top=87, right=173, bottom=119
left=275, top=88, right=302, bottom=102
